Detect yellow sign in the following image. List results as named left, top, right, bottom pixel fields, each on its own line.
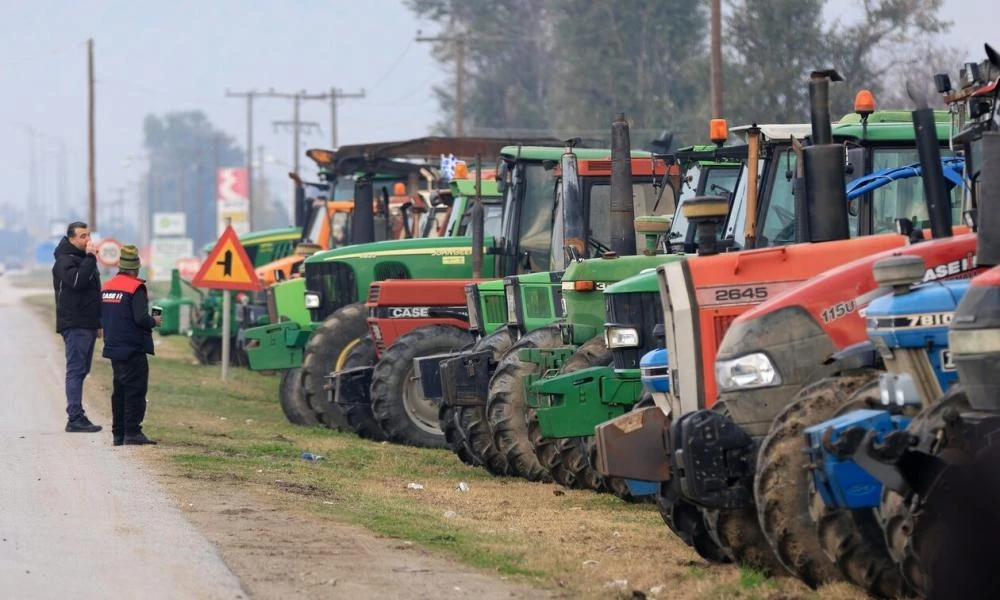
left=191, top=225, right=261, bottom=291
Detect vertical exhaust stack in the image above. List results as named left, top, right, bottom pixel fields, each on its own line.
left=979, top=132, right=1000, bottom=266
left=803, top=69, right=850, bottom=243
left=292, top=176, right=307, bottom=229
left=610, top=113, right=636, bottom=256
left=911, top=87, right=953, bottom=239
left=560, top=140, right=585, bottom=260
left=350, top=174, right=375, bottom=245
left=471, top=155, right=485, bottom=279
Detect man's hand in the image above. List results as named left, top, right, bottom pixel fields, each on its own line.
left=85, top=240, right=97, bottom=255
left=97, top=328, right=103, bottom=339
left=153, top=315, right=162, bottom=327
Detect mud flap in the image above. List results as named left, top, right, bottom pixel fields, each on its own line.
left=593, top=406, right=671, bottom=482
left=328, top=365, right=374, bottom=409
left=440, top=350, right=493, bottom=407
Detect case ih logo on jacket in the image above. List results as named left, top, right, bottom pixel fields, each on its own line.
left=102, top=291, right=124, bottom=303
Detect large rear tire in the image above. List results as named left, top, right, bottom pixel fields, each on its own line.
left=338, top=337, right=388, bottom=441
left=278, top=367, right=319, bottom=426
left=190, top=335, right=222, bottom=365
left=443, top=329, right=513, bottom=472
left=370, top=325, right=474, bottom=448
left=487, top=326, right=563, bottom=482
left=754, top=370, right=878, bottom=589
left=808, top=380, right=914, bottom=599
left=301, top=303, right=367, bottom=431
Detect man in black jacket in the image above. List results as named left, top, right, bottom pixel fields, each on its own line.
left=52, top=221, right=103, bottom=433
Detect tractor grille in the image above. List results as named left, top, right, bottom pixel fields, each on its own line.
left=606, top=291, right=663, bottom=370
left=304, top=261, right=357, bottom=321
left=713, top=315, right=738, bottom=346
left=367, top=283, right=381, bottom=304
left=483, top=294, right=506, bottom=326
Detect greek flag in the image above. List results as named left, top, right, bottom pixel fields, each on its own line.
left=440, top=153, right=459, bottom=180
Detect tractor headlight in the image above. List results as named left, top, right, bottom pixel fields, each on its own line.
left=604, top=326, right=640, bottom=349
left=715, top=352, right=781, bottom=391
left=465, top=287, right=480, bottom=331
left=505, top=284, right=518, bottom=325
left=304, top=292, right=321, bottom=309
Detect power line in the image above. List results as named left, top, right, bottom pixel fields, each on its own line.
left=367, top=41, right=414, bottom=93
left=415, top=32, right=467, bottom=136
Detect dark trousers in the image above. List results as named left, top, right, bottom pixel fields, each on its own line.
left=62, top=328, right=97, bottom=420
left=110, top=352, right=149, bottom=439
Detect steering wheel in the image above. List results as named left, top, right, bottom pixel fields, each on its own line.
left=588, top=238, right=613, bottom=257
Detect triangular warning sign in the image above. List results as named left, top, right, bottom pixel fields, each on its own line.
left=191, top=226, right=261, bottom=291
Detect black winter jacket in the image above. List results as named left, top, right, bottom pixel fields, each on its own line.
left=52, top=237, right=102, bottom=332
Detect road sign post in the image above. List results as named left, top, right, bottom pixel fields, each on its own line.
left=191, top=224, right=260, bottom=381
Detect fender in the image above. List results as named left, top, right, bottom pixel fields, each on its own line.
left=822, top=340, right=880, bottom=370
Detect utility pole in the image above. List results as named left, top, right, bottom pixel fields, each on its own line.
left=710, top=0, right=724, bottom=119
left=328, top=87, right=366, bottom=148
left=225, top=89, right=256, bottom=230
left=416, top=32, right=468, bottom=136
left=87, top=38, right=97, bottom=230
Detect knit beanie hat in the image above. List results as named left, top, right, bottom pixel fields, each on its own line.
left=119, top=245, right=140, bottom=270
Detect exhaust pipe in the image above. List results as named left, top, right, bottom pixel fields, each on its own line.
left=803, top=70, right=849, bottom=243
left=610, top=113, right=636, bottom=256
left=351, top=175, right=375, bottom=245
left=471, top=155, right=485, bottom=279
left=979, top=132, right=1000, bottom=266
left=912, top=103, right=953, bottom=239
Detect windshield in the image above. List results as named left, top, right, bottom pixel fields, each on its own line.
left=456, top=199, right=504, bottom=238
left=304, top=205, right=325, bottom=244
left=331, top=212, right=349, bottom=246
left=870, top=148, right=961, bottom=233
left=331, top=178, right=355, bottom=200
left=759, top=147, right=799, bottom=246
left=586, top=180, right=668, bottom=254
left=511, top=163, right=558, bottom=272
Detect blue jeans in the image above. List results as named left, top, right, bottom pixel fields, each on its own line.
left=62, top=328, right=97, bottom=420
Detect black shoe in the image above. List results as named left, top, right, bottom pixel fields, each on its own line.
left=66, top=415, right=102, bottom=433
left=113, top=437, right=124, bottom=446
left=123, top=432, right=157, bottom=445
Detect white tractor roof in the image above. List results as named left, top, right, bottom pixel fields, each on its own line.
left=730, top=123, right=813, bottom=141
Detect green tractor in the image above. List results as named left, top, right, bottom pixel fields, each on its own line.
left=242, top=136, right=557, bottom=427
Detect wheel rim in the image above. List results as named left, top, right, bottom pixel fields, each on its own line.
left=334, top=337, right=362, bottom=372
left=401, top=365, right=442, bottom=435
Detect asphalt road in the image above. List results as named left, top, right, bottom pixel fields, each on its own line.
left=0, top=279, right=246, bottom=599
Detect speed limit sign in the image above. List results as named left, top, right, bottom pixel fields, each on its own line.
left=96, top=238, right=122, bottom=268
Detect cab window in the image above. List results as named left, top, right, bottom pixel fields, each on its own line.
left=870, top=148, right=961, bottom=233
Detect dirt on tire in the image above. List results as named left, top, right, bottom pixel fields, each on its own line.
left=370, top=325, right=474, bottom=448
left=486, top=326, right=563, bottom=482
left=279, top=367, right=319, bottom=426
left=754, top=370, right=878, bottom=589
left=301, top=303, right=368, bottom=431
left=442, top=329, right=512, bottom=473
left=808, top=380, right=913, bottom=599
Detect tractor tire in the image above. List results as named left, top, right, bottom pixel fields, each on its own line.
left=190, top=336, right=222, bottom=365
left=301, top=303, right=368, bottom=431
left=808, top=380, right=914, bottom=599
left=656, top=481, right=732, bottom=564
left=754, top=369, right=879, bottom=588
left=879, top=386, right=970, bottom=597
left=338, top=337, right=387, bottom=441
left=701, top=401, right=783, bottom=573
left=278, top=367, right=319, bottom=426
left=486, top=325, right=563, bottom=482
left=538, top=336, right=614, bottom=490
left=370, top=325, right=474, bottom=448
left=444, top=329, right=513, bottom=472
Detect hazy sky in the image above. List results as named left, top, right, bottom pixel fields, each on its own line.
left=0, top=0, right=996, bottom=237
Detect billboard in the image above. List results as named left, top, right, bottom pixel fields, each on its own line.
left=150, top=237, right=194, bottom=283
left=217, top=167, right=250, bottom=236
left=153, top=212, right=187, bottom=236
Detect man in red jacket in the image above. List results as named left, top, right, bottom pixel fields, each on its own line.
left=100, top=245, right=161, bottom=446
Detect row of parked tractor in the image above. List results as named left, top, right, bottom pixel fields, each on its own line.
left=156, top=45, right=1000, bottom=598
